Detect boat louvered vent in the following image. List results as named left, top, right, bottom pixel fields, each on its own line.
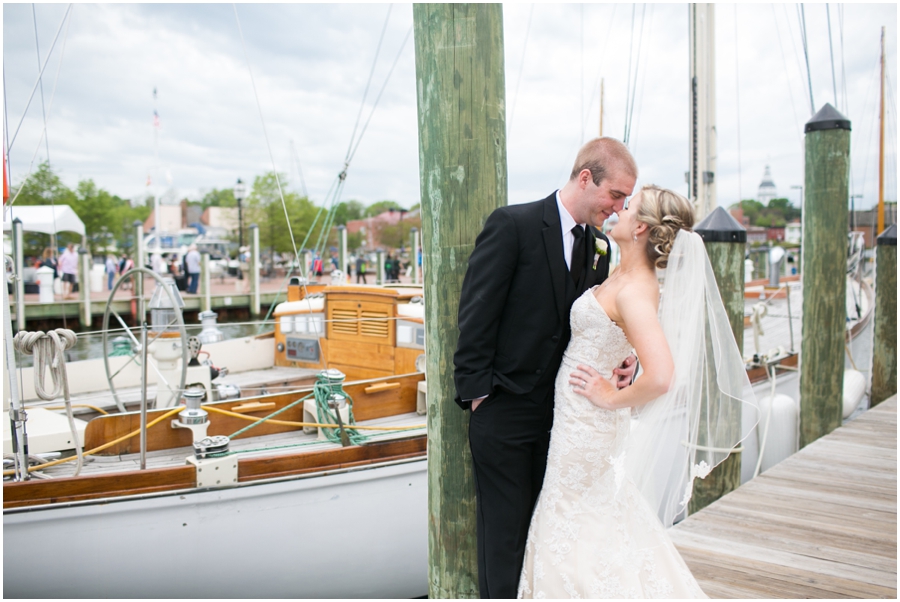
left=332, top=308, right=359, bottom=334
left=360, top=310, right=390, bottom=338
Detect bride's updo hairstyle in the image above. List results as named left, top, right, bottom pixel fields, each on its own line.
left=635, top=185, right=695, bottom=269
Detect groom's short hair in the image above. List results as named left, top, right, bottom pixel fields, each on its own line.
left=569, top=137, right=638, bottom=186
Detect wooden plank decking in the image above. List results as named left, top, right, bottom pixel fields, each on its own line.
left=671, top=396, right=897, bottom=599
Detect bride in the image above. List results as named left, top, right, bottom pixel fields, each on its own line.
left=517, top=185, right=753, bottom=599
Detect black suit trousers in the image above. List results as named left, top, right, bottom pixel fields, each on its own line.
left=468, top=388, right=555, bottom=599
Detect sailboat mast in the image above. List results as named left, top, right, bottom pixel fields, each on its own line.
left=599, top=78, right=604, bottom=137
left=878, top=26, right=886, bottom=235
left=688, top=3, right=717, bottom=220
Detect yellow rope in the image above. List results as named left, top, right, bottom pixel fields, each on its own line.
left=203, top=405, right=425, bottom=431
left=3, top=406, right=184, bottom=477
left=4, top=405, right=425, bottom=477
left=31, top=404, right=109, bottom=416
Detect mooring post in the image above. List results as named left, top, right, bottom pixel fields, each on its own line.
left=871, top=224, right=897, bottom=405
left=12, top=217, right=25, bottom=332
left=78, top=247, right=91, bottom=328
left=133, top=220, right=145, bottom=317
left=376, top=249, right=385, bottom=285
left=249, top=224, right=260, bottom=317
left=691, top=206, right=746, bottom=512
left=410, top=227, right=420, bottom=285
left=201, top=252, right=211, bottom=312
left=338, top=225, right=348, bottom=281
left=301, top=250, right=312, bottom=281
left=800, top=104, right=850, bottom=447
left=414, top=3, right=507, bottom=597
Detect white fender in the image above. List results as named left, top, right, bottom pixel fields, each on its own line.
left=842, top=369, right=867, bottom=418
left=757, top=393, right=799, bottom=474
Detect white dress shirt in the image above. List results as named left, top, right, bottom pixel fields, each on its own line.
left=556, top=190, right=586, bottom=270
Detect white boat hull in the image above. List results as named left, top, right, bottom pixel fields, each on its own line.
left=4, top=457, right=428, bottom=598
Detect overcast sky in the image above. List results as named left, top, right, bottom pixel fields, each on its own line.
left=3, top=3, right=896, bottom=215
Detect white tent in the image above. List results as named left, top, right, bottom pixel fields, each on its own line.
left=2, top=205, right=85, bottom=236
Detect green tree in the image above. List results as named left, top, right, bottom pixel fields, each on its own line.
left=200, top=187, right=237, bottom=209
left=333, top=200, right=365, bottom=225
left=365, top=200, right=404, bottom=217
left=244, top=172, right=319, bottom=258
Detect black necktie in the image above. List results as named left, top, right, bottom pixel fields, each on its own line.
left=571, top=225, right=585, bottom=284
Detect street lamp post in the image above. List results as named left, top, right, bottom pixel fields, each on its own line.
left=234, top=178, right=247, bottom=249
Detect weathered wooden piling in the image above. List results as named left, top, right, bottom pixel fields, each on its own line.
left=338, top=224, right=347, bottom=280
left=413, top=4, right=507, bottom=597
left=872, top=224, right=897, bottom=405
left=800, top=104, right=850, bottom=448
left=249, top=223, right=260, bottom=316
left=691, top=206, right=746, bottom=513
left=12, top=218, right=25, bottom=332
left=78, top=248, right=91, bottom=328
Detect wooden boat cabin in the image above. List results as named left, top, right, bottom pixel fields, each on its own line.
left=273, top=280, right=425, bottom=381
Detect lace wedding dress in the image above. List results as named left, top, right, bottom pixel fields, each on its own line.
left=517, top=288, right=707, bottom=599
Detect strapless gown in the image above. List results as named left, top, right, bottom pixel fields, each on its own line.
left=517, top=287, right=707, bottom=599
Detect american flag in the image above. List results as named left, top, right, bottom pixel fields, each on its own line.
left=153, top=110, right=160, bottom=128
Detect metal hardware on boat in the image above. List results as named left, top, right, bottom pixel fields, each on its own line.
left=213, top=382, right=241, bottom=401
left=8, top=409, right=28, bottom=423
left=149, top=277, right=186, bottom=333
left=328, top=395, right=352, bottom=447
left=320, top=368, right=346, bottom=385
left=193, top=435, right=230, bottom=459
left=172, top=389, right=211, bottom=442
left=197, top=310, right=225, bottom=344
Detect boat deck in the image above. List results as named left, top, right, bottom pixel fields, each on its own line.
left=33, top=410, right=426, bottom=479
left=670, top=395, right=897, bottom=598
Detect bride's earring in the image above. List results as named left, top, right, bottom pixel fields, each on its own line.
left=632, top=231, right=638, bottom=245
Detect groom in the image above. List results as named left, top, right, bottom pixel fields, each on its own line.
left=454, top=137, right=638, bottom=598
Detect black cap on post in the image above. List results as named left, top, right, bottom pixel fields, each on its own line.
left=877, top=224, right=897, bottom=246
left=805, top=103, right=851, bottom=133
left=694, top=206, right=747, bottom=243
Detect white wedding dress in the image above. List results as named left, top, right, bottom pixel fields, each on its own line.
left=517, top=287, right=707, bottom=599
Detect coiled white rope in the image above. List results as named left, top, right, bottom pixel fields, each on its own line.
left=13, top=329, right=83, bottom=476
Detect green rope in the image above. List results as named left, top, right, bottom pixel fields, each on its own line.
left=312, top=372, right=367, bottom=446
left=207, top=426, right=425, bottom=458
left=228, top=390, right=314, bottom=439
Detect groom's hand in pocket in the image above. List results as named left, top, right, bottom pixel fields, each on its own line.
left=470, top=395, right=489, bottom=412
left=613, top=353, right=638, bottom=389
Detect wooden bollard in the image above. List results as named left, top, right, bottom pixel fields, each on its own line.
left=872, top=224, right=897, bottom=405
left=691, top=206, right=746, bottom=513
left=414, top=3, right=507, bottom=597
left=800, top=104, right=850, bottom=447
left=376, top=249, right=385, bottom=285
left=201, top=252, right=211, bottom=312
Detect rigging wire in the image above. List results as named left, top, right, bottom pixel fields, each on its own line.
left=507, top=3, right=534, bottom=144
left=583, top=4, right=618, bottom=137
left=623, top=4, right=636, bottom=143
left=32, top=4, right=51, bottom=164
left=855, top=55, right=883, bottom=209
left=734, top=5, right=743, bottom=202
left=782, top=4, right=812, bottom=121
left=232, top=3, right=298, bottom=262
left=627, top=4, right=654, bottom=160
left=838, top=5, right=849, bottom=114
left=826, top=4, right=838, bottom=108
left=345, top=5, right=392, bottom=167
left=6, top=6, right=73, bottom=213
left=770, top=5, right=802, bottom=146
left=580, top=4, right=584, bottom=144
left=798, top=4, right=816, bottom=115
left=6, top=4, right=72, bottom=155
left=289, top=140, right=308, bottom=199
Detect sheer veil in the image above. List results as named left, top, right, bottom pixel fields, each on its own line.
left=623, top=230, right=758, bottom=528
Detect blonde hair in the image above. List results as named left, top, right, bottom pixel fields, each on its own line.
left=635, top=185, right=695, bottom=269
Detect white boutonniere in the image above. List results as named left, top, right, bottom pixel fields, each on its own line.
left=592, top=239, right=608, bottom=270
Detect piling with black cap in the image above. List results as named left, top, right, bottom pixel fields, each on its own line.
left=872, top=224, right=896, bottom=405
left=690, top=206, right=747, bottom=513
left=800, top=103, right=850, bottom=447
left=414, top=4, right=506, bottom=596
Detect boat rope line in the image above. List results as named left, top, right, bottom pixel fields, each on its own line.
left=507, top=3, right=535, bottom=145
left=582, top=4, right=619, bottom=139
left=31, top=4, right=51, bottom=166
left=13, top=328, right=83, bottom=476
left=5, top=4, right=73, bottom=213
left=231, top=3, right=298, bottom=262
left=826, top=4, right=838, bottom=109
left=780, top=4, right=811, bottom=125
left=627, top=3, right=654, bottom=160
left=797, top=3, right=815, bottom=116
left=6, top=3, right=72, bottom=156
left=623, top=3, right=648, bottom=147
left=770, top=5, right=803, bottom=147
left=345, top=4, right=393, bottom=167
left=838, top=5, right=848, bottom=114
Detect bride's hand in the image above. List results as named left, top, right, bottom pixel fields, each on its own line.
left=570, top=364, right=617, bottom=410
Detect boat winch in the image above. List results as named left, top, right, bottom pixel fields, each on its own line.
left=172, top=388, right=210, bottom=442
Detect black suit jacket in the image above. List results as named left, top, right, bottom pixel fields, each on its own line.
left=454, top=192, right=610, bottom=409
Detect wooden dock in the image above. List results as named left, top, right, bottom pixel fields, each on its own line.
left=671, top=396, right=897, bottom=598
